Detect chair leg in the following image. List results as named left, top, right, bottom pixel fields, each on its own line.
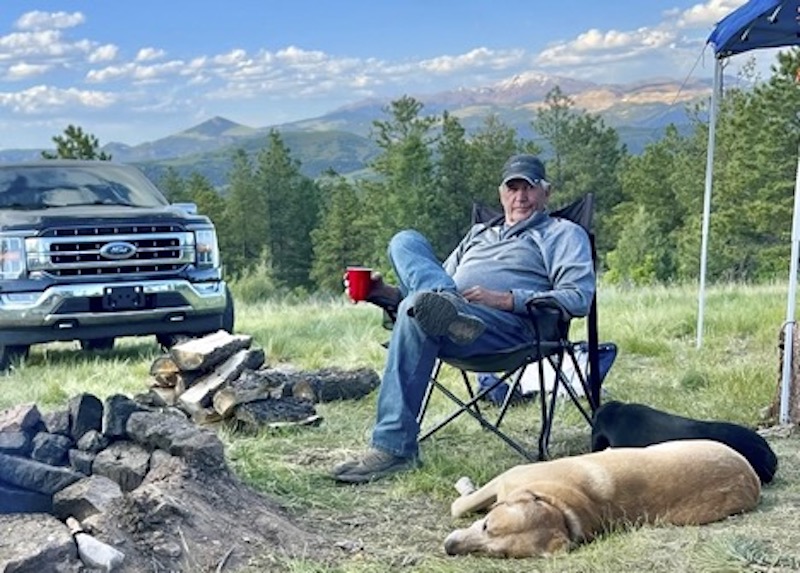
left=537, top=358, right=554, bottom=461
left=418, top=380, right=537, bottom=461
left=416, top=360, right=443, bottom=426
left=560, top=346, right=594, bottom=424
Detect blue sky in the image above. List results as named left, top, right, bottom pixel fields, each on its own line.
left=0, top=0, right=777, bottom=149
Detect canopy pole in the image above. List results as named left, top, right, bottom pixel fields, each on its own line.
left=779, top=148, right=800, bottom=425
left=697, top=57, right=722, bottom=349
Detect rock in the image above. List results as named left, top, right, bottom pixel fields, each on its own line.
left=69, top=394, right=103, bottom=442
left=0, top=431, right=32, bottom=456
left=53, top=475, right=124, bottom=521
left=68, top=449, right=95, bottom=476
left=74, top=530, right=125, bottom=571
left=42, top=409, right=71, bottom=436
left=0, top=403, right=42, bottom=433
left=0, top=452, right=83, bottom=495
left=0, top=513, right=80, bottom=572
left=103, top=394, right=147, bottom=440
left=0, top=481, right=52, bottom=514
left=126, top=411, right=226, bottom=472
left=76, top=429, right=109, bottom=453
left=30, top=432, right=73, bottom=466
left=92, top=442, right=151, bottom=493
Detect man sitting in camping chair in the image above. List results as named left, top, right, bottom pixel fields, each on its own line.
left=331, top=154, right=595, bottom=483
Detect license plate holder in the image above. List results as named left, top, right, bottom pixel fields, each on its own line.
left=102, top=286, right=145, bottom=311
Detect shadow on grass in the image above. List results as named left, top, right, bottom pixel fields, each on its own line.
left=22, top=338, right=162, bottom=368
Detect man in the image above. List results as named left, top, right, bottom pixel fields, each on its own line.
left=331, top=154, right=595, bottom=483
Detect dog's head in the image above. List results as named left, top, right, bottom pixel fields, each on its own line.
left=443, top=489, right=575, bottom=558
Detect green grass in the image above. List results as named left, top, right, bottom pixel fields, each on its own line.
left=2, top=282, right=799, bottom=572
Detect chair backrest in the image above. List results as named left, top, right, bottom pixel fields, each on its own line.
left=471, top=194, right=603, bottom=406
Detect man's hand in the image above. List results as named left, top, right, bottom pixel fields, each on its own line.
left=461, top=286, right=514, bottom=311
left=342, top=271, right=401, bottom=309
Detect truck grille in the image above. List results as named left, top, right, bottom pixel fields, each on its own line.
left=27, top=224, right=195, bottom=278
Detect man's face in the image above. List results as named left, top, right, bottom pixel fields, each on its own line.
left=499, top=178, right=549, bottom=224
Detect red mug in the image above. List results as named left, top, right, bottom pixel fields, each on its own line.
left=346, top=266, right=372, bottom=302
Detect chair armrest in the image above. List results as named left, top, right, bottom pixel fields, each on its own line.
left=525, top=297, right=571, bottom=321
left=524, top=298, right=569, bottom=342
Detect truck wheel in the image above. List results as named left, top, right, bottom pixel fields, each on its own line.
left=0, top=345, right=30, bottom=371
left=79, top=338, right=115, bottom=352
left=156, top=333, right=189, bottom=349
left=223, top=286, right=235, bottom=333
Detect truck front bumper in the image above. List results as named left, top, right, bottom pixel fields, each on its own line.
left=0, top=279, right=228, bottom=345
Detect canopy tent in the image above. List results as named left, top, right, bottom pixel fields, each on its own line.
left=697, top=0, right=800, bottom=424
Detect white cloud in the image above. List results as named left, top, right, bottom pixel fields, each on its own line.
left=15, top=11, right=84, bottom=31
left=419, top=47, right=525, bottom=74
left=88, top=44, right=118, bottom=63
left=533, top=0, right=749, bottom=73
left=536, top=27, right=676, bottom=68
left=213, top=49, right=249, bottom=66
left=0, top=85, right=116, bottom=114
left=135, top=47, right=166, bottom=62
left=87, top=60, right=188, bottom=84
left=676, top=0, right=746, bottom=28
left=6, top=62, right=51, bottom=80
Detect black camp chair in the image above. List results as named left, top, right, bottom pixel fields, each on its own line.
left=416, top=193, right=613, bottom=461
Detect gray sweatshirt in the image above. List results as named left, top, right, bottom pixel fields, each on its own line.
left=442, top=210, right=595, bottom=318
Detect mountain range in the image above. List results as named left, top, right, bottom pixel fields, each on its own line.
left=0, top=72, right=712, bottom=187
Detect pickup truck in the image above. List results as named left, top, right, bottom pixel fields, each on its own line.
left=0, top=160, right=234, bottom=370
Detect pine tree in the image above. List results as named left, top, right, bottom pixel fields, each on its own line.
left=41, top=125, right=112, bottom=160
left=310, top=176, right=369, bottom=292
left=223, top=149, right=266, bottom=275
left=255, top=130, right=321, bottom=288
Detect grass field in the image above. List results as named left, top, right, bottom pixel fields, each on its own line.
left=2, top=282, right=799, bottom=572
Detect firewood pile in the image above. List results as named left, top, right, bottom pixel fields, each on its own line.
left=144, top=330, right=381, bottom=431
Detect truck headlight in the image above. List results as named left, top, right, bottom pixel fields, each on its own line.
left=0, top=235, right=26, bottom=279
left=194, top=228, right=220, bottom=269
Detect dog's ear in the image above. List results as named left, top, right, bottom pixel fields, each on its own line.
left=508, top=489, right=572, bottom=555
left=519, top=485, right=603, bottom=544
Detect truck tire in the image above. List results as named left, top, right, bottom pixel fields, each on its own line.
left=0, top=345, right=30, bottom=371
left=80, top=338, right=115, bottom=352
left=222, top=286, right=235, bottom=333
left=156, top=333, right=190, bottom=349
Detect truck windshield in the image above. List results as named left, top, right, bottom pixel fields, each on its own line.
left=0, top=163, right=171, bottom=209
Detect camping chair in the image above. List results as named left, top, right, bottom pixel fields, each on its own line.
left=416, top=193, right=613, bottom=461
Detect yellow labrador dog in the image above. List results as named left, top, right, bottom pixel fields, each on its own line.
left=445, top=440, right=761, bottom=558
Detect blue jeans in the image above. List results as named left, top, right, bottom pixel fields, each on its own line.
left=371, top=230, right=536, bottom=459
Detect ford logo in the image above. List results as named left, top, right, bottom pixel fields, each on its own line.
left=100, top=241, right=137, bottom=260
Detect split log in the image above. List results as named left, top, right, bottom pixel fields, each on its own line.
left=212, top=368, right=295, bottom=418
left=287, top=367, right=380, bottom=403
left=177, top=348, right=263, bottom=415
left=191, top=408, right=224, bottom=426
left=169, top=331, right=254, bottom=372
left=148, top=387, right=178, bottom=407
left=149, top=355, right=181, bottom=387
left=231, top=397, right=320, bottom=433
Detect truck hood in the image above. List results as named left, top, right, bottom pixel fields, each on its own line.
left=0, top=205, right=211, bottom=230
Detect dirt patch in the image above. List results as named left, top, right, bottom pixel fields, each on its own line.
left=85, top=454, right=333, bottom=572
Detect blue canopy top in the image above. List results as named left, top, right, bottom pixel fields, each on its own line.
left=707, top=0, right=800, bottom=57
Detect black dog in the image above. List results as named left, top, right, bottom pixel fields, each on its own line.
left=591, top=400, right=778, bottom=484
